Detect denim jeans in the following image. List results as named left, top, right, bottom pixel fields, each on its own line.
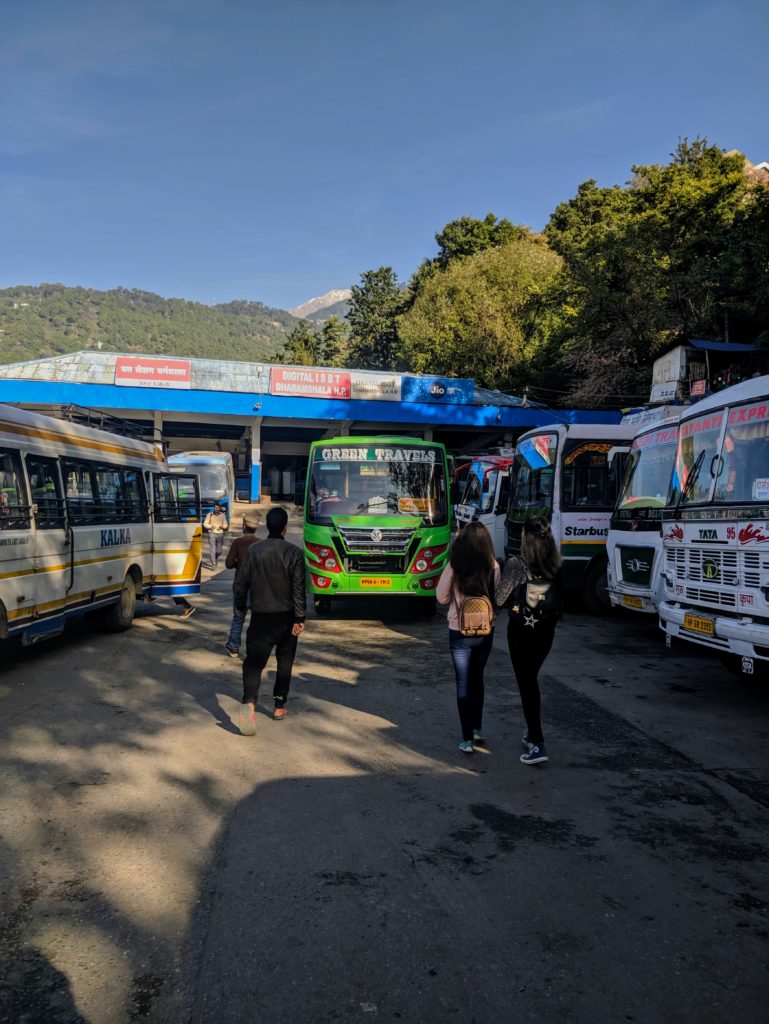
left=448, top=629, right=494, bottom=742
left=226, top=599, right=249, bottom=652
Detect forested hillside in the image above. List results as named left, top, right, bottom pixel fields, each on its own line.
left=0, top=285, right=297, bottom=365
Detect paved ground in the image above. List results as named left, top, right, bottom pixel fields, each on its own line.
left=1, top=521, right=768, bottom=1023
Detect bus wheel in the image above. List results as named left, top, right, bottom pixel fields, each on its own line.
left=582, top=559, right=611, bottom=615
left=314, top=595, right=333, bottom=615
left=100, top=575, right=137, bottom=632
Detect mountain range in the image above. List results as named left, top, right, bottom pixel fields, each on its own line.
left=0, top=284, right=349, bottom=366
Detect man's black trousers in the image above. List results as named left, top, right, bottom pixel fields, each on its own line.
left=242, top=611, right=298, bottom=706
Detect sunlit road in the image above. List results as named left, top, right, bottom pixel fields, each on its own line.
left=1, top=553, right=768, bottom=1023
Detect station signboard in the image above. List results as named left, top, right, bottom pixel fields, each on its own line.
left=269, top=367, right=351, bottom=398
left=114, top=357, right=191, bottom=389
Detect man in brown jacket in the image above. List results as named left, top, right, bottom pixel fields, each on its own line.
left=223, top=512, right=261, bottom=657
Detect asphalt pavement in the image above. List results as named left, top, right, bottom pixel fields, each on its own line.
left=1, top=529, right=768, bottom=1024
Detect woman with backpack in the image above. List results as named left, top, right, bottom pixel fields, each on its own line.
left=495, top=516, right=563, bottom=766
left=436, top=522, right=501, bottom=754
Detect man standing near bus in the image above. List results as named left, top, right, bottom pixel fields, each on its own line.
left=203, top=501, right=229, bottom=569
left=233, top=507, right=306, bottom=734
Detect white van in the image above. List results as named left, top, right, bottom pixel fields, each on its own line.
left=0, top=404, right=201, bottom=645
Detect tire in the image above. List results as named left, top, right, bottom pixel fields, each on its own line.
left=582, top=558, right=611, bottom=615
left=314, top=595, right=333, bottom=615
left=100, top=575, right=137, bottom=632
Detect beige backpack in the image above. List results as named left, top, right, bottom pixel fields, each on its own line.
left=457, top=594, right=494, bottom=636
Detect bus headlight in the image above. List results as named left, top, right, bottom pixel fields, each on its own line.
left=415, top=558, right=428, bottom=572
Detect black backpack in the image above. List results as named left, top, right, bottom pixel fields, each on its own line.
left=510, top=570, right=560, bottom=627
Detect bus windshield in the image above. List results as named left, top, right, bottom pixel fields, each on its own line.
left=670, top=411, right=725, bottom=507
left=617, top=426, right=678, bottom=510
left=713, top=401, right=769, bottom=504
left=307, top=444, right=447, bottom=525
left=171, top=463, right=228, bottom=499
left=461, top=467, right=500, bottom=514
left=508, top=434, right=557, bottom=518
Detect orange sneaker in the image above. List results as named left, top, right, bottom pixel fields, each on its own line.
left=272, top=706, right=287, bottom=720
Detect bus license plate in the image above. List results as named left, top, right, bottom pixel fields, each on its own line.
left=359, top=577, right=392, bottom=588
left=623, top=595, right=644, bottom=609
left=683, top=613, right=715, bottom=636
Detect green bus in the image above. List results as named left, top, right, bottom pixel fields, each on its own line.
left=303, top=437, right=451, bottom=613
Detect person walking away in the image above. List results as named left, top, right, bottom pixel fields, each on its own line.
left=233, top=507, right=306, bottom=735
left=224, top=512, right=261, bottom=657
left=495, top=516, right=563, bottom=766
left=436, top=522, right=501, bottom=754
left=204, top=501, right=229, bottom=569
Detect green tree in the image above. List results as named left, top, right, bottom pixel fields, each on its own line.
left=275, top=320, right=322, bottom=365
left=319, top=315, right=349, bottom=365
left=546, top=139, right=769, bottom=405
left=398, top=238, right=563, bottom=391
left=345, top=267, right=404, bottom=369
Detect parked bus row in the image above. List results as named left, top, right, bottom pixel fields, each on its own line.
left=0, top=405, right=202, bottom=645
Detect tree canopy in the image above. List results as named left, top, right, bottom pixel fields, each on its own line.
left=398, top=237, right=562, bottom=390
left=345, top=267, right=404, bottom=370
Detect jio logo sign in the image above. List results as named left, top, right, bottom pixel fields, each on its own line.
left=429, top=380, right=447, bottom=399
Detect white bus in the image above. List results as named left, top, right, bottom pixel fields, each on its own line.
left=168, top=451, right=235, bottom=519
left=454, top=455, right=514, bottom=559
left=0, top=404, right=202, bottom=646
left=607, top=416, right=680, bottom=613
left=659, top=375, right=769, bottom=678
left=505, top=422, right=637, bottom=612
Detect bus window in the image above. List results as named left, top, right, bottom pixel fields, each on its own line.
left=509, top=434, right=558, bottom=517
left=26, top=455, right=65, bottom=529
left=121, top=469, right=149, bottom=522
left=713, top=404, right=769, bottom=503
left=0, top=451, right=31, bottom=529
left=561, top=442, right=614, bottom=509
left=62, top=460, right=99, bottom=524
left=94, top=466, right=122, bottom=523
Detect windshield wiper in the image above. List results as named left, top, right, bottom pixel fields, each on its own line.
left=680, top=449, right=706, bottom=504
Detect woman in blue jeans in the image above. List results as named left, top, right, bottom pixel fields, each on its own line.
left=437, top=523, right=501, bottom=754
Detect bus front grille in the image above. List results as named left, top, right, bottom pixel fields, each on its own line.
left=338, top=526, right=414, bottom=553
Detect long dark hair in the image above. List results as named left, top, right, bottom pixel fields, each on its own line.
left=450, top=522, right=496, bottom=597
left=521, top=516, right=561, bottom=579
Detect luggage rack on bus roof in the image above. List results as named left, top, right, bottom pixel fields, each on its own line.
left=57, top=404, right=154, bottom=442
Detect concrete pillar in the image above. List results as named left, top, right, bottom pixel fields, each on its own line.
left=423, top=426, right=433, bottom=442
left=250, top=417, right=263, bottom=502
left=152, top=410, right=163, bottom=445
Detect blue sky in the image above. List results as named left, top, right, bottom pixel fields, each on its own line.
left=1, top=0, right=767, bottom=311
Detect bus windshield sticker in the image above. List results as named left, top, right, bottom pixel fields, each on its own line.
left=563, top=442, right=612, bottom=465
left=753, top=478, right=769, bottom=501
left=399, top=497, right=430, bottom=514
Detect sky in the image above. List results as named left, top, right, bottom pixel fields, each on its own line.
left=1, top=0, right=767, bottom=312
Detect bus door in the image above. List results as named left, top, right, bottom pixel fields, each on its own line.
left=25, top=455, right=68, bottom=636
left=151, top=474, right=202, bottom=598
left=0, top=450, right=35, bottom=638
left=492, top=469, right=512, bottom=557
